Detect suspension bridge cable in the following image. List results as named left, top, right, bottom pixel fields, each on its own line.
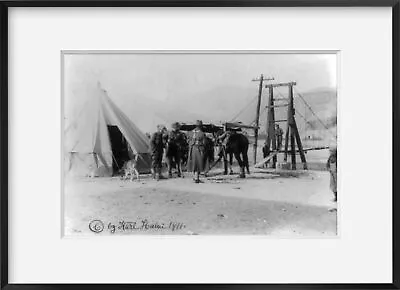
left=276, top=87, right=336, bottom=139
left=250, top=103, right=269, bottom=126
left=295, top=110, right=313, bottom=126
left=230, top=95, right=259, bottom=122
left=294, top=87, right=336, bottom=136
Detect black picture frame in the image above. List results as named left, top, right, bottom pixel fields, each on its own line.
left=1, top=1, right=399, bottom=289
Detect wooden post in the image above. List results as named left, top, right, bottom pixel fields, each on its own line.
left=289, top=85, right=307, bottom=169
left=267, top=87, right=277, bottom=168
left=252, top=75, right=274, bottom=165
left=264, top=87, right=273, bottom=168
left=263, top=81, right=307, bottom=170
left=266, top=82, right=295, bottom=164
left=288, top=84, right=296, bottom=169
left=304, top=101, right=307, bottom=141
left=283, top=127, right=290, bottom=162
left=290, top=130, right=296, bottom=170
left=283, top=92, right=291, bottom=162
left=253, top=74, right=264, bottom=165
left=293, top=121, right=308, bottom=169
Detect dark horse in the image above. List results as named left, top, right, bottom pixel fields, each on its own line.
left=204, top=135, right=215, bottom=166
left=165, top=131, right=188, bottom=177
left=218, top=131, right=250, bottom=178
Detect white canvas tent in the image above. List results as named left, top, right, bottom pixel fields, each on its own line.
left=64, top=84, right=151, bottom=177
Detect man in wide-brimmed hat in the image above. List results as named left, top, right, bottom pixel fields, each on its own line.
left=165, top=122, right=187, bottom=178
left=187, top=120, right=207, bottom=183
left=327, top=144, right=337, bottom=202
left=150, top=124, right=167, bottom=180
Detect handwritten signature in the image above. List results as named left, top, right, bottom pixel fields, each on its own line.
left=89, top=219, right=186, bottom=234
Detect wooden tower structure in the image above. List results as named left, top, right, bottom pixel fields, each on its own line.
left=255, top=81, right=307, bottom=170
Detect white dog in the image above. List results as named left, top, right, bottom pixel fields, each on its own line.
left=122, top=155, right=140, bottom=181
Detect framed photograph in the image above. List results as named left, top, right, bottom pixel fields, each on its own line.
left=1, top=0, right=398, bottom=288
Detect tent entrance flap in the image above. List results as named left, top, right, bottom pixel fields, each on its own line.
left=107, top=125, right=132, bottom=173
left=64, top=86, right=151, bottom=177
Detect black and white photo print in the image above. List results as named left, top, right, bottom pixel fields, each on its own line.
left=62, top=51, right=338, bottom=236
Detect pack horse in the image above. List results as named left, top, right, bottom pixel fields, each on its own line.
left=218, top=130, right=250, bottom=178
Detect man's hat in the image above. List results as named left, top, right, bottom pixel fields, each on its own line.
left=195, top=120, right=203, bottom=127
left=171, top=122, right=181, bottom=130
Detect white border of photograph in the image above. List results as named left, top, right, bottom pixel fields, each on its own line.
left=8, top=7, right=392, bottom=283
left=60, top=49, right=340, bottom=238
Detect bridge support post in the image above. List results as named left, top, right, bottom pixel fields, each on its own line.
left=264, top=81, right=308, bottom=170
left=252, top=74, right=274, bottom=165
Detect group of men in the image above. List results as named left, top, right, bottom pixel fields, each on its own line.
left=150, top=122, right=283, bottom=180
left=148, top=120, right=219, bottom=182
left=149, top=122, right=188, bottom=180
left=262, top=124, right=284, bottom=158
left=148, top=121, right=337, bottom=202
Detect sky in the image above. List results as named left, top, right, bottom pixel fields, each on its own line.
left=63, top=52, right=336, bottom=133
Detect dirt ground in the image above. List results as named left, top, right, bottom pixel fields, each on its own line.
left=64, top=163, right=338, bottom=236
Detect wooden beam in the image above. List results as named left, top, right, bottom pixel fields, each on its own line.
left=276, top=146, right=329, bottom=153
left=266, top=104, right=289, bottom=108
left=265, top=81, right=296, bottom=88
left=254, top=151, right=279, bottom=168
left=269, top=119, right=287, bottom=123
left=224, top=122, right=258, bottom=130
left=252, top=76, right=274, bottom=82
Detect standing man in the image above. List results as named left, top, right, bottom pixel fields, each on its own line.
left=217, top=130, right=231, bottom=157
left=217, top=130, right=235, bottom=174
left=327, top=145, right=337, bottom=202
left=262, top=140, right=270, bottom=168
left=166, top=122, right=187, bottom=178
left=187, top=120, right=207, bottom=183
left=275, top=124, right=284, bottom=150
left=150, top=124, right=167, bottom=180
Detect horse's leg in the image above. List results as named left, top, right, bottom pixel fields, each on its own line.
left=229, top=153, right=234, bottom=175
left=209, top=147, right=214, bottom=169
left=234, top=151, right=245, bottom=178
left=176, top=153, right=182, bottom=177
left=221, top=147, right=228, bottom=175
left=204, top=150, right=209, bottom=177
left=166, top=156, right=173, bottom=178
left=243, top=151, right=250, bottom=174
left=223, top=155, right=228, bottom=175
